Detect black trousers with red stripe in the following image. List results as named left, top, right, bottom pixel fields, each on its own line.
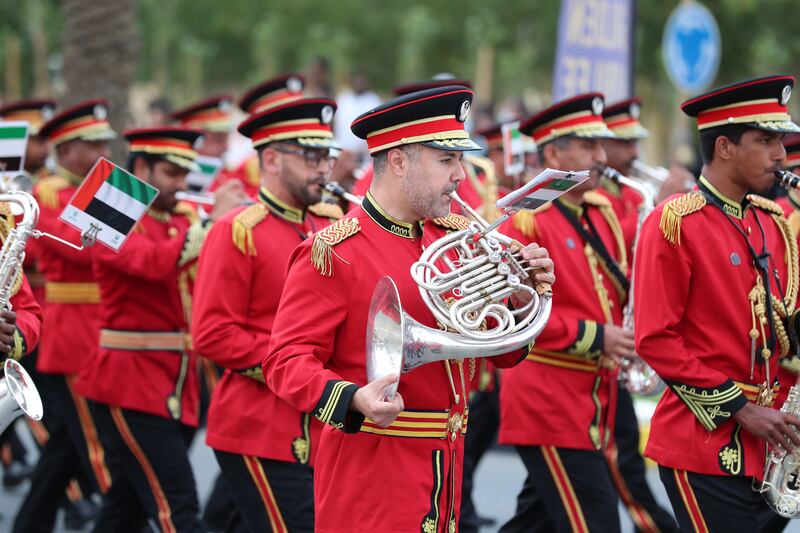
left=214, top=449, right=314, bottom=533
left=611, top=386, right=679, bottom=533
left=12, top=372, right=110, bottom=533
left=90, top=402, right=204, bottom=533
left=500, top=445, right=621, bottom=533
left=658, top=466, right=787, bottom=533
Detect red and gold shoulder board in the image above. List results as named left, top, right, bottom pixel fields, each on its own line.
left=311, top=217, right=360, bottom=276
left=746, top=194, right=783, bottom=216
left=232, top=203, right=269, bottom=256
left=582, top=190, right=612, bottom=208
left=308, top=201, right=343, bottom=220
left=659, top=191, right=706, bottom=246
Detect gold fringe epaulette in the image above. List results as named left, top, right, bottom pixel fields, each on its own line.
left=35, top=176, right=70, bottom=209
left=782, top=354, right=800, bottom=374
left=311, top=218, right=360, bottom=276
left=746, top=194, right=783, bottom=216
left=582, top=190, right=612, bottom=208
left=174, top=201, right=200, bottom=224
left=431, top=213, right=470, bottom=231
left=308, top=202, right=344, bottom=220
left=512, top=210, right=538, bottom=238
left=659, top=191, right=706, bottom=246
left=232, top=203, right=269, bottom=256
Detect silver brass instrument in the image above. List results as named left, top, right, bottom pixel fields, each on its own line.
left=632, top=160, right=668, bottom=183
left=0, top=182, right=43, bottom=433
left=761, top=380, right=800, bottom=517
left=759, top=169, right=800, bottom=516
left=601, top=166, right=665, bottom=396
left=366, top=191, right=553, bottom=399
left=324, top=181, right=363, bottom=205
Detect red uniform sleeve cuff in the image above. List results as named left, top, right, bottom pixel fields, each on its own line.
left=566, top=320, right=604, bottom=359
left=313, top=380, right=364, bottom=433
left=668, top=378, right=747, bottom=431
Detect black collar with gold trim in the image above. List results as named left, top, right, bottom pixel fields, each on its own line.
left=361, top=191, right=421, bottom=239
left=698, top=175, right=748, bottom=219
left=258, top=187, right=304, bottom=224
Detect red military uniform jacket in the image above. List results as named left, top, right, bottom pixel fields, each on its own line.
left=635, top=177, right=797, bottom=479
left=33, top=170, right=100, bottom=375
left=77, top=204, right=208, bottom=426
left=598, top=177, right=644, bottom=267
left=499, top=191, right=626, bottom=451
left=263, top=192, right=524, bottom=533
left=193, top=188, right=341, bottom=465
left=8, top=276, right=43, bottom=360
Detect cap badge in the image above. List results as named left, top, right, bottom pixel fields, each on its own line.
left=193, top=136, right=205, bottom=150
left=781, top=85, right=792, bottom=106
left=591, top=97, right=604, bottom=116
left=458, top=100, right=471, bottom=123
left=320, top=105, right=334, bottom=125
left=629, top=102, right=640, bottom=119
left=287, top=76, right=303, bottom=93
left=41, top=105, right=55, bottom=121
left=219, top=99, right=233, bottom=112
left=93, top=104, right=108, bottom=121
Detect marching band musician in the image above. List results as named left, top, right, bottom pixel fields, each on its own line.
left=498, top=93, right=628, bottom=532
left=598, top=98, right=680, bottom=533
left=262, top=85, right=555, bottom=532
left=634, top=75, right=800, bottom=531
left=76, top=126, right=244, bottom=531
left=14, top=100, right=117, bottom=533
left=192, top=97, right=343, bottom=532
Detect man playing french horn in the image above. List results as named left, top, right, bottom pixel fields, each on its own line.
left=635, top=75, right=800, bottom=532
left=262, top=85, right=555, bottom=533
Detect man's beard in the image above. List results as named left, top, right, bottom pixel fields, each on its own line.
left=403, top=166, right=453, bottom=220
left=281, top=166, right=323, bottom=208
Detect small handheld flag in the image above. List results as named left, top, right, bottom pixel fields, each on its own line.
left=60, top=157, right=159, bottom=251
left=186, top=155, right=222, bottom=192
left=0, top=122, right=29, bottom=178
left=497, top=168, right=589, bottom=213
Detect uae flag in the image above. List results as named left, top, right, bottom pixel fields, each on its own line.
left=0, top=122, right=29, bottom=176
left=60, top=157, right=159, bottom=251
left=497, top=168, right=590, bottom=212
left=186, top=155, right=222, bottom=192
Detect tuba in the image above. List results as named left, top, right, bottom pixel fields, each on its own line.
left=601, top=166, right=665, bottom=396
left=759, top=168, right=800, bottom=516
left=0, top=183, right=44, bottom=434
left=366, top=191, right=553, bottom=399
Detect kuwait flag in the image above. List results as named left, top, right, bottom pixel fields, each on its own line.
left=60, top=157, right=158, bottom=251
left=497, top=168, right=590, bottom=212
left=0, top=121, right=29, bottom=176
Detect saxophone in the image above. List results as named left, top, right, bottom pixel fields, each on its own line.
left=0, top=184, right=44, bottom=435
left=601, top=166, right=665, bottom=396
left=761, top=382, right=800, bottom=517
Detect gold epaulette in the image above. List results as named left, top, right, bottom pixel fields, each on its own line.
left=35, top=176, right=70, bottom=209
left=659, top=191, right=706, bottom=246
left=308, top=202, right=344, bottom=220
left=512, top=210, right=538, bottom=238
left=431, top=213, right=470, bottom=231
left=174, top=201, right=199, bottom=224
left=311, top=218, right=360, bottom=276
left=582, top=190, right=612, bottom=208
left=746, top=194, right=783, bottom=216
left=231, top=203, right=269, bottom=256
left=245, top=156, right=260, bottom=187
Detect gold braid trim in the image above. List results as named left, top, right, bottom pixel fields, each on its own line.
left=431, top=213, right=470, bottom=231
left=788, top=210, right=800, bottom=239
left=308, top=202, right=344, bottom=220
left=311, top=218, right=359, bottom=276
left=35, top=176, right=70, bottom=209
left=231, top=203, right=268, bottom=256
left=511, top=210, right=538, bottom=238
left=769, top=211, right=799, bottom=358
left=659, top=191, right=706, bottom=246
left=174, top=201, right=200, bottom=224
left=582, top=190, right=612, bottom=208
left=746, top=194, right=783, bottom=216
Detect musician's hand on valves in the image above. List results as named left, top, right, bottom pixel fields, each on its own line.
left=351, top=374, right=404, bottom=428
left=0, top=309, right=17, bottom=355
left=510, top=243, right=555, bottom=307
left=602, top=324, right=635, bottom=365
left=209, top=180, right=248, bottom=221
left=734, top=402, right=800, bottom=453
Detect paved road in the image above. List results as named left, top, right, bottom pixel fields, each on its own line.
left=1, top=422, right=799, bottom=532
